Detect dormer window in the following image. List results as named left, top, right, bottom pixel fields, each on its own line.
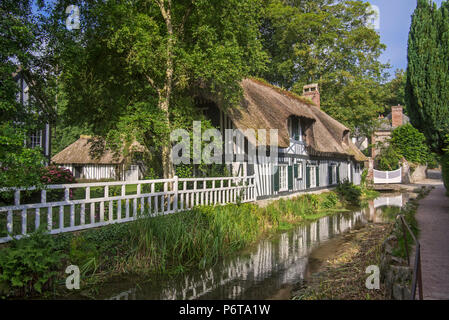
left=288, top=116, right=303, bottom=142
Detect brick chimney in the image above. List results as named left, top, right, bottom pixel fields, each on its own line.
left=391, top=105, right=403, bottom=128
left=303, top=83, right=320, bottom=109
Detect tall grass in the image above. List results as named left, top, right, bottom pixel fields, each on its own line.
left=126, top=204, right=264, bottom=273
left=122, top=192, right=347, bottom=274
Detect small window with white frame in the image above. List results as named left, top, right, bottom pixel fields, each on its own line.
left=296, top=162, right=303, bottom=180
left=309, top=166, right=317, bottom=188
left=279, top=165, right=288, bottom=192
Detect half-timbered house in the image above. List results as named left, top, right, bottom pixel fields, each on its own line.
left=196, top=78, right=367, bottom=199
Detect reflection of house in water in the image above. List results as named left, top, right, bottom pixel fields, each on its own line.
left=106, top=211, right=367, bottom=300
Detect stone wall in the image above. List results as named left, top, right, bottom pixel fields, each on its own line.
left=402, top=161, right=427, bottom=184
left=380, top=235, right=413, bottom=300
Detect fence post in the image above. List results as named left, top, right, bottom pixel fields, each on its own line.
left=173, top=176, right=179, bottom=213
left=14, top=190, right=20, bottom=206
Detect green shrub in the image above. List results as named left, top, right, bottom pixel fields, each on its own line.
left=375, top=143, right=402, bottom=171
left=321, top=192, right=339, bottom=209
left=390, top=124, right=432, bottom=165
left=0, top=230, right=66, bottom=296
left=336, top=180, right=362, bottom=206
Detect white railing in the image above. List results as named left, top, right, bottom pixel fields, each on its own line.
left=373, top=168, right=402, bottom=184
left=0, top=175, right=256, bottom=243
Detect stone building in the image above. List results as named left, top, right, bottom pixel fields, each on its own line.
left=371, top=105, right=409, bottom=158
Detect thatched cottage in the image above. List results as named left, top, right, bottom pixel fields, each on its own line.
left=52, top=136, right=146, bottom=181
left=196, top=78, right=367, bottom=198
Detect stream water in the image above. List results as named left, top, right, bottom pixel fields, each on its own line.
left=70, top=192, right=412, bottom=300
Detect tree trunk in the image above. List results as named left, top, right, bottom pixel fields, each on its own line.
left=156, top=0, right=175, bottom=179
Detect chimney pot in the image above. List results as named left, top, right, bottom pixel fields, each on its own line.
left=303, top=83, right=320, bottom=109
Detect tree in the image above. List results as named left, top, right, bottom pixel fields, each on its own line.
left=47, top=0, right=268, bottom=179
left=259, top=0, right=388, bottom=137
left=442, top=135, right=449, bottom=194
left=319, top=73, right=385, bottom=137
left=390, top=124, right=432, bottom=165
left=375, top=142, right=402, bottom=171
left=382, top=69, right=407, bottom=115
left=0, top=0, right=48, bottom=189
left=406, top=0, right=449, bottom=154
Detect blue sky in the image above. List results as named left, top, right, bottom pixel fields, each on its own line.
left=366, top=0, right=444, bottom=77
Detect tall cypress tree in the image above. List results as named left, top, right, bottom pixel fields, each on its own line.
left=439, top=1, right=449, bottom=135
left=441, top=2, right=449, bottom=193
left=406, top=0, right=449, bottom=154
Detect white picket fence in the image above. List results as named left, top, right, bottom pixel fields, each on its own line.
left=0, top=176, right=256, bottom=243
left=373, top=168, right=402, bottom=184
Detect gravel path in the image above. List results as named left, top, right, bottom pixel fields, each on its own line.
left=415, top=181, right=449, bottom=300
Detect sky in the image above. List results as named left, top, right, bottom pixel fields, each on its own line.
left=366, top=0, right=445, bottom=77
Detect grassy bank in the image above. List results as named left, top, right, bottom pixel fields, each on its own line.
left=0, top=183, right=374, bottom=299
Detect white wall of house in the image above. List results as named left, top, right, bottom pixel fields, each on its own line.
left=125, top=165, right=140, bottom=182
left=253, top=158, right=358, bottom=198
left=60, top=164, right=119, bottom=180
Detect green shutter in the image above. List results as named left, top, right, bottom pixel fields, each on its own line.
left=336, top=164, right=340, bottom=183
left=328, top=165, right=333, bottom=185
left=273, top=166, right=280, bottom=192
left=288, top=166, right=293, bottom=190
left=294, top=164, right=298, bottom=179
left=316, top=165, right=320, bottom=187
left=306, top=167, right=311, bottom=189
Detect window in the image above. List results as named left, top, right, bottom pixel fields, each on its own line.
left=29, top=130, right=43, bottom=149
left=288, top=117, right=303, bottom=141
left=332, top=166, right=337, bottom=185
left=279, top=165, right=288, bottom=192
left=294, top=162, right=303, bottom=180
left=309, top=166, right=317, bottom=188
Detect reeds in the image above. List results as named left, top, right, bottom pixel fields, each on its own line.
left=123, top=192, right=346, bottom=274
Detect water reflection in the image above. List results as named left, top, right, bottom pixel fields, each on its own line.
left=105, top=193, right=407, bottom=301
left=367, top=193, right=407, bottom=224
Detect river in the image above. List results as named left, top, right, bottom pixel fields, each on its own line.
left=68, top=192, right=411, bottom=300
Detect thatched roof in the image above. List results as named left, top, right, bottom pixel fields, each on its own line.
left=52, top=136, right=145, bottom=165
left=225, top=78, right=368, bottom=162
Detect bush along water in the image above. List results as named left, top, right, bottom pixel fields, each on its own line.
left=0, top=189, right=365, bottom=298
left=336, top=180, right=363, bottom=206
